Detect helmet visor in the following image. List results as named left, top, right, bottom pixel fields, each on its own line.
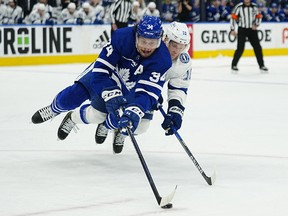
left=137, top=36, right=160, bottom=49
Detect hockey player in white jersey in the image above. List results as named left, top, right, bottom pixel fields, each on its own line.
left=3, top=0, right=23, bottom=24
left=59, top=2, right=78, bottom=24
left=95, top=21, right=192, bottom=153
left=0, top=0, right=7, bottom=24
left=76, top=2, right=95, bottom=24
left=25, top=3, right=47, bottom=24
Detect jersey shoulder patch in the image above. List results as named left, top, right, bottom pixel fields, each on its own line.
left=179, top=53, right=190, bottom=64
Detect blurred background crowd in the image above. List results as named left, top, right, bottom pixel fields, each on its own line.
left=0, top=0, right=287, bottom=25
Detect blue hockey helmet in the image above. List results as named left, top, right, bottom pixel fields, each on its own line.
left=136, top=15, right=163, bottom=39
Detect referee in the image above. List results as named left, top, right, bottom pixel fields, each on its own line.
left=110, top=0, right=134, bottom=35
left=230, top=0, right=268, bottom=73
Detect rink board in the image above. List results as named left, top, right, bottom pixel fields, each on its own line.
left=0, top=23, right=287, bottom=66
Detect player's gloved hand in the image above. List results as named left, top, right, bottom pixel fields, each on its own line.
left=76, top=17, right=84, bottom=25
left=102, top=86, right=127, bottom=116
left=118, top=105, right=144, bottom=135
left=104, top=113, right=119, bottom=130
left=161, top=100, right=185, bottom=136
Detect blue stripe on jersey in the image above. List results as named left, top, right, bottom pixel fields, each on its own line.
left=168, top=83, right=188, bottom=94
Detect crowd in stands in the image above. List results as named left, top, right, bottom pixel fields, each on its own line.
left=0, top=0, right=288, bottom=25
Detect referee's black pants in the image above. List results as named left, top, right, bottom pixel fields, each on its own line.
left=232, top=27, right=264, bottom=68
left=111, top=21, right=128, bottom=35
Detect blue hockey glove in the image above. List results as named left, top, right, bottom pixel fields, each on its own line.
left=45, top=19, right=54, bottom=25
left=104, top=113, right=119, bottom=130
left=118, top=105, right=144, bottom=135
left=161, top=100, right=185, bottom=136
left=101, top=86, right=127, bottom=116
left=76, top=17, right=84, bottom=25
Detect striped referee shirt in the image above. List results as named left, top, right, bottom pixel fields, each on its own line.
left=230, top=2, right=262, bottom=31
left=110, top=0, right=132, bottom=24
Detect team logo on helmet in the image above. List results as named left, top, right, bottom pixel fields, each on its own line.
left=136, top=15, right=163, bottom=39
left=179, top=53, right=190, bottom=63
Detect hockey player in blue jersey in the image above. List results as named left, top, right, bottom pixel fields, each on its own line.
left=31, top=16, right=172, bottom=143
left=94, top=21, right=192, bottom=153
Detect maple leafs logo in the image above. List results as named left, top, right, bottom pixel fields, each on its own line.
left=118, top=68, right=136, bottom=90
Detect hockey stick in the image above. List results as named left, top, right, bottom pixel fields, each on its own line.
left=126, top=126, right=177, bottom=208
left=158, top=106, right=216, bottom=186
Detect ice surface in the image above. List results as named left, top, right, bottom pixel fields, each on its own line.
left=0, top=56, right=288, bottom=216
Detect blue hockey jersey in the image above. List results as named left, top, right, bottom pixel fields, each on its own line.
left=77, top=26, right=172, bottom=112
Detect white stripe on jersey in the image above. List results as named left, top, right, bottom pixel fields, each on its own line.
left=92, top=68, right=109, bottom=74
left=96, top=58, right=116, bottom=70
left=111, top=73, right=122, bottom=89
left=138, top=80, right=163, bottom=91
left=135, top=88, right=158, bottom=100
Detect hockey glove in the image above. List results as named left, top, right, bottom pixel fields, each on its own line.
left=104, top=113, right=119, bottom=130
left=161, top=100, right=185, bottom=136
left=118, top=105, right=145, bottom=135
left=101, top=86, right=127, bottom=116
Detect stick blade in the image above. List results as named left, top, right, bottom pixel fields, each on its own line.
left=159, top=185, right=177, bottom=207
left=206, top=171, right=216, bottom=186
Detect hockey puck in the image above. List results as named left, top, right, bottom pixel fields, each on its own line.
left=161, top=203, right=173, bottom=209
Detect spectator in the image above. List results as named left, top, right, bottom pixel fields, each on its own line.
left=142, top=1, right=160, bottom=17
left=89, top=0, right=105, bottom=24
left=17, top=0, right=38, bottom=17
left=191, top=0, right=200, bottom=22
left=77, top=2, right=95, bottom=24
left=0, top=0, right=7, bottom=24
left=61, top=0, right=70, bottom=9
left=3, top=0, right=23, bottom=24
left=267, top=3, right=281, bottom=21
left=206, top=0, right=221, bottom=22
left=138, top=0, right=146, bottom=9
left=279, top=4, right=288, bottom=21
left=258, top=2, right=269, bottom=21
left=219, top=0, right=231, bottom=22
left=269, top=0, right=288, bottom=9
left=161, top=0, right=177, bottom=22
left=177, top=0, right=193, bottom=22
left=59, top=2, right=78, bottom=24
left=131, top=1, right=143, bottom=23
left=102, top=0, right=115, bottom=24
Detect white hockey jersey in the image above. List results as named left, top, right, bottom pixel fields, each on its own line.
left=32, top=3, right=54, bottom=19
left=26, top=10, right=49, bottom=24
left=0, top=4, right=6, bottom=24
left=59, top=8, right=78, bottom=24
left=165, top=51, right=192, bottom=106
left=3, top=5, right=22, bottom=24
left=91, top=4, right=105, bottom=23
left=77, top=7, right=96, bottom=24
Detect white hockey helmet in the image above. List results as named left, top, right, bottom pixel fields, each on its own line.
left=82, top=2, right=90, bottom=9
left=147, top=2, right=156, bottom=9
left=165, top=21, right=190, bottom=45
left=37, top=3, right=45, bottom=11
left=68, top=2, right=76, bottom=10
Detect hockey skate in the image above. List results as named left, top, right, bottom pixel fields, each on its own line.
left=31, top=105, right=57, bottom=124
left=260, top=66, right=269, bottom=73
left=113, top=129, right=126, bottom=154
left=95, top=123, right=108, bottom=144
left=58, top=111, right=77, bottom=140
left=231, top=66, right=239, bottom=74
